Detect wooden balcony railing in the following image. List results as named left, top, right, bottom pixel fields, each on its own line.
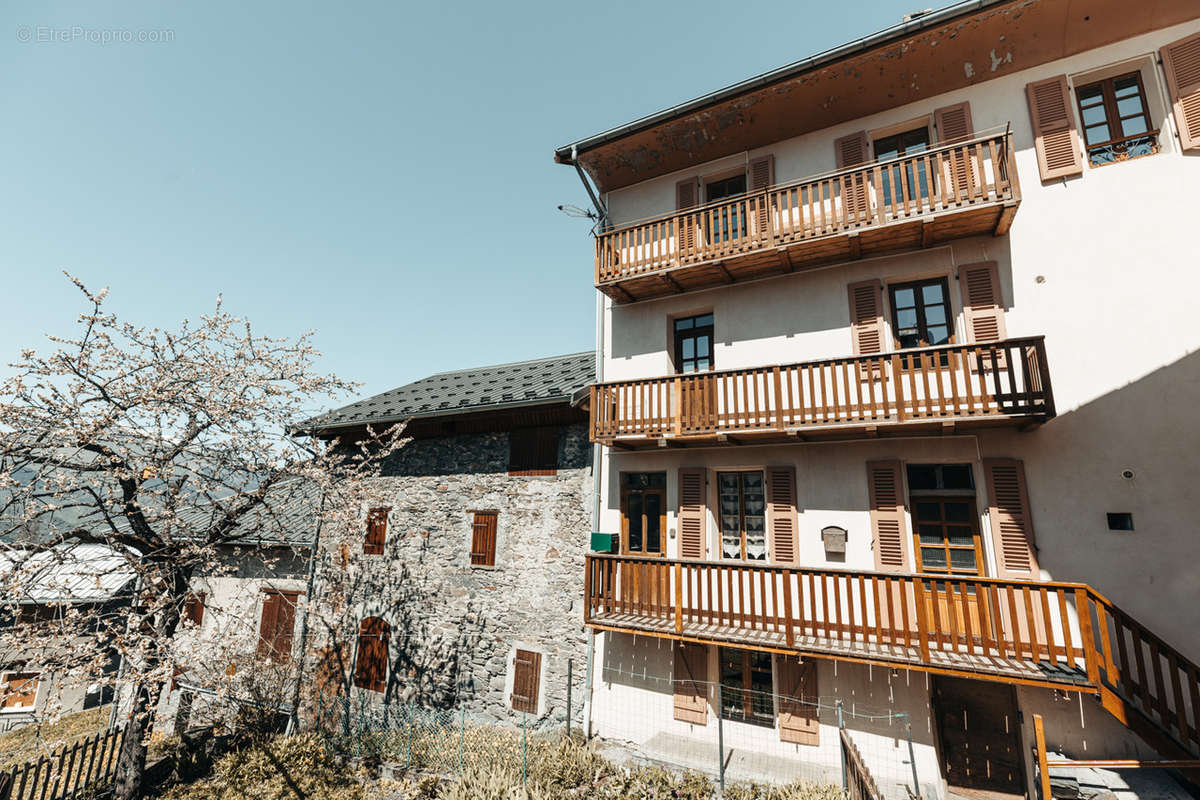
left=583, top=554, right=1200, bottom=756
left=590, top=336, right=1053, bottom=446
left=595, top=130, right=1020, bottom=303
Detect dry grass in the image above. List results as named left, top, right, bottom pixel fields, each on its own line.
left=0, top=705, right=112, bottom=769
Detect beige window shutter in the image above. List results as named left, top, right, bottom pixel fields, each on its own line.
left=673, top=643, right=708, bottom=724
left=984, top=458, right=1039, bottom=579
left=766, top=466, right=798, bottom=564
left=678, top=468, right=707, bottom=559
left=935, top=102, right=976, bottom=196
left=847, top=279, right=885, bottom=355
left=1161, top=31, right=1200, bottom=152
left=834, top=131, right=870, bottom=222
left=676, top=177, right=701, bottom=255
left=777, top=655, right=819, bottom=745
left=866, top=460, right=909, bottom=572
left=1025, top=75, right=1083, bottom=181
left=957, top=261, right=1008, bottom=371
left=747, top=154, right=775, bottom=239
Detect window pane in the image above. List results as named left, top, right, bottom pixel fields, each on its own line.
left=1116, top=96, right=1144, bottom=118
left=947, top=528, right=975, bottom=547
left=894, top=287, right=914, bottom=307
left=682, top=339, right=694, bottom=359
left=1078, top=85, right=1103, bottom=104
left=907, top=465, right=938, bottom=491
left=919, top=526, right=945, bottom=544
left=921, top=547, right=948, bottom=568
left=1081, top=104, right=1108, bottom=126
left=925, top=305, right=946, bottom=326
left=944, top=501, right=972, bottom=523
left=949, top=549, right=978, bottom=570
left=926, top=325, right=950, bottom=345
left=921, top=283, right=944, bottom=304
left=675, top=317, right=693, bottom=331
left=627, top=494, right=643, bottom=552
left=897, top=308, right=918, bottom=328
left=915, top=501, right=942, bottom=522
left=645, top=493, right=662, bottom=553
left=695, top=358, right=710, bottom=371
left=696, top=313, right=714, bottom=327
left=1084, top=124, right=1110, bottom=145
left=1114, top=76, right=1140, bottom=95
left=696, top=337, right=709, bottom=357
left=1121, top=116, right=1148, bottom=136
left=941, top=465, right=974, bottom=490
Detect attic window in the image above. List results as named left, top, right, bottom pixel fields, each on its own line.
left=508, top=427, right=561, bottom=477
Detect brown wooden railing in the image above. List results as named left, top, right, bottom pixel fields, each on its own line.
left=590, top=337, right=1053, bottom=443
left=595, top=130, right=1018, bottom=286
left=0, top=726, right=125, bottom=800
left=842, top=728, right=886, bottom=800
left=584, top=554, right=1200, bottom=756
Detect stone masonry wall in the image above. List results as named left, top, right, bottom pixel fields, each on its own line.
left=314, top=422, right=592, bottom=730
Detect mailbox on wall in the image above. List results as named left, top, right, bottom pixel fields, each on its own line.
left=821, top=526, right=848, bottom=556
left=590, top=532, right=619, bottom=553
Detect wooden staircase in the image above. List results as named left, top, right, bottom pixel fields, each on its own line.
left=583, top=554, right=1200, bottom=760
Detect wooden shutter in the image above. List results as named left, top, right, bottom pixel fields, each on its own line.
left=184, top=592, right=205, bottom=626
left=935, top=102, right=976, bottom=196
left=984, top=459, right=1039, bottom=578
left=354, top=617, right=390, bottom=693
left=867, top=460, right=909, bottom=572
left=1, top=672, right=39, bottom=709
left=835, top=130, right=870, bottom=224
left=677, top=468, right=707, bottom=559
left=748, top=155, right=775, bottom=240
left=470, top=511, right=498, bottom=566
left=257, top=590, right=299, bottom=662
left=676, top=178, right=701, bottom=255
left=364, top=507, right=388, bottom=555
left=958, top=262, right=1008, bottom=371
left=766, top=466, right=798, bottom=564
left=673, top=643, right=708, bottom=724
left=847, top=279, right=885, bottom=356
left=511, top=649, right=542, bottom=713
left=1026, top=75, right=1082, bottom=181
left=777, top=656, right=818, bottom=745
left=1162, top=32, right=1200, bottom=152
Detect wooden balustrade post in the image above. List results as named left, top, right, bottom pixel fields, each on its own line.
left=674, top=561, right=684, bottom=634
left=783, top=569, right=795, bottom=648
left=1076, top=588, right=1101, bottom=686
left=672, top=377, right=682, bottom=435
left=773, top=366, right=784, bottom=430
left=914, top=577, right=931, bottom=664
left=583, top=557, right=593, bottom=625
left=1033, top=713, right=1052, bottom=800
left=892, top=354, right=906, bottom=421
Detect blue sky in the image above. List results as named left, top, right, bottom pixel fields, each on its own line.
left=1, top=0, right=925, bottom=410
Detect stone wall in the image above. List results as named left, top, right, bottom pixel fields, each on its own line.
left=313, top=422, right=592, bottom=730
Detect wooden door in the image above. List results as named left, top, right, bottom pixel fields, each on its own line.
left=933, top=676, right=1025, bottom=794
left=912, top=496, right=989, bottom=648
left=620, top=474, right=667, bottom=615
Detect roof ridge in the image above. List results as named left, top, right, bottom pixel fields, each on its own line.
left=424, top=350, right=594, bottom=379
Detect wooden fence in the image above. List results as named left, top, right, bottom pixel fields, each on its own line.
left=0, top=727, right=125, bottom=800
left=841, top=728, right=885, bottom=800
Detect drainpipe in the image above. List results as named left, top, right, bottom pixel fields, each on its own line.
left=287, top=488, right=326, bottom=734
left=573, top=146, right=607, bottom=740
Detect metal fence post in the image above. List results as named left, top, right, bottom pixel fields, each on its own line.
left=342, top=695, right=350, bottom=739
left=406, top=701, right=414, bottom=769
left=837, top=700, right=847, bottom=793
left=522, top=710, right=528, bottom=786
left=566, top=657, right=573, bottom=739
left=905, top=715, right=921, bottom=799
left=357, top=693, right=366, bottom=757
left=715, top=681, right=725, bottom=798
left=315, top=694, right=323, bottom=733
left=458, top=705, right=465, bottom=776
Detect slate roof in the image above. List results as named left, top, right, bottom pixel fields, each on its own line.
left=303, top=351, right=595, bottom=433
left=0, top=544, right=136, bottom=604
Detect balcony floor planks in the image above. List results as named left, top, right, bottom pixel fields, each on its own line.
left=600, top=204, right=1008, bottom=304
left=589, top=610, right=1091, bottom=691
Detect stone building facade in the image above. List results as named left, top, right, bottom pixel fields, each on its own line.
left=304, top=352, right=594, bottom=730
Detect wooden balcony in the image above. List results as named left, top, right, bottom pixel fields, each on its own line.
left=583, top=554, right=1200, bottom=757
left=590, top=337, right=1054, bottom=448
left=595, top=131, right=1020, bottom=303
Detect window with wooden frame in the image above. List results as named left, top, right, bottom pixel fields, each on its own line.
left=620, top=472, right=666, bottom=556
left=353, top=617, right=390, bottom=693
left=906, top=464, right=984, bottom=581
left=717, top=471, right=766, bottom=561
left=872, top=125, right=933, bottom=206
left=1, top=671, right=39, bottom=710
left=470, top=511, right=498, bottom=567
left=256, top=589, right=300, bottom=662
left=508, top=427, right=561, bottom=476
left=703, top=172, right=748, bottom=243
left=184, top=592, right=205, bottom=627
left=673, top=313, right=714, bottom=374
left=511, top=649, right=542, bottom=714
left=364, top=507, right=389, bottom=555
left=1075, top=71, right=1158, bottom=167
left=719, top=647, right=774, bottom=725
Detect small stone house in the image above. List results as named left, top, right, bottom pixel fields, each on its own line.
left=303, top=351, right=594, bottom=730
